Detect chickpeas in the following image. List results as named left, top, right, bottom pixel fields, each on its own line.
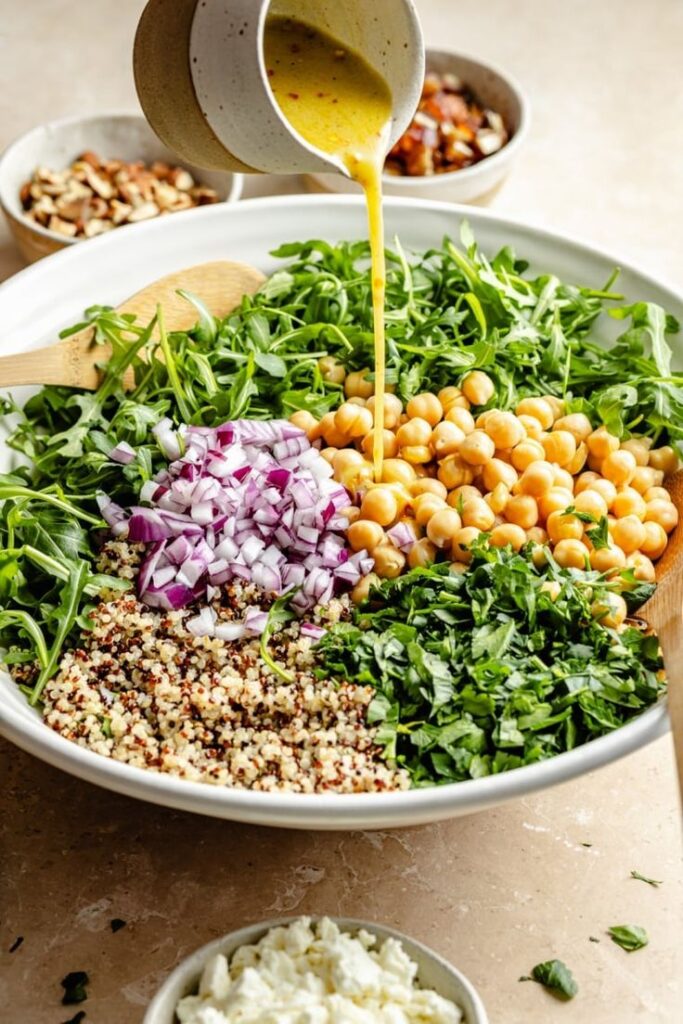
left=542, top=430, right=577, bottom=467
left=630, top=466, right=660, bottom=495
left=437, top=455, right=475, bottom=489
left=413, top=492, right=448, bottom=527
left=366, top=393, right=403, bottom=430
left=589, top=544, right=626, bottom=573
left=645, top=498, right=679, bottom=533
left=505, top=494, right=539, bottom=530
left=649, top=446, right=679, bottom=475
left=573, top=489, right=609, bottom=520
left=574, top=471, right=600, bottom=495
left=351, top=572, right=380, bottom=604
left=511, top=439, right=545, bottom=472
left=407, top=392, right=443, bottom=426
left=346, top=519, right=385, bottom=553
left=318, top=355, right=346, bottom=385
left=485, top=411, right=526, bottom=449
left=538, top=487, right=574, bottom=521
left=315, top=411, right=348, bottom=448
left=520, top=461, right=556, bottom=497
left=626, top=552, right=656, bottom=583
left=396, top=417, right=432, bottom=449
left=461, top=496, right=496, bottom=531
left=344, top=368, right=374, bottom=399
left=601, top=449, right=637, bottom=487
left=438, top=386, right=471, bottom=412
left=381, top=459, right=417, bottom=486
left=372, top=544, right=406, bottom=578
left=444, top=406, right=475, bottom=434
left=553, top=538, right=588, bottom=569
left=542, top=395, right=565, bottom=420
left=610, top=514, right=647, bottom=554
left=489, top=523, right=527, bottom=551
left=552, top=467, right=575, bottom=492
left=486, top=482, right=511, bottom=515
left=565, top=442, right=588, bottom=476
left=410, top=478, right=448, bottom=500
left=547, top=510, right=584, bottom=543
left=620, top=438, right=650, bottom=467
left=515, top=396, right=554, bottom=430
left=431, top=421, right=466, bottom=458
left=612, top=487, right=647, bottom=521
left=640, top=521, right=668, bottom=559
left=643, top=485, right=669, bottom=503
left=447, top=484, right=482, bottom=507
left=590, top=477, right=617, bottom=508
left=401, top=445, right=433, bottom=465
left=360, top=487, right=399, bottom=526
left=408, top=537, right=437, bottom=569
left=426, top=508, right=463, bottom=548
left=587, top=425, right=620, bottom=460
left=591, top=593, right=627, bottom=629
left=461, top=370, right=495, bottom=406
left=451, top=526, right=482, bottom=563
left=482, top=458, right=518, bottom=492
left=289, top=409, right=318, bottom=436
left=517, top=414, right=544, bottom=440
left=553, top=413, right=593, bottom=442
left=459, top=430, right=496, bottom=466
left=361, top=428, right=398, bottom=460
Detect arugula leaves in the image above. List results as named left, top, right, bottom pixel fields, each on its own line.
left=530, top=959, right=578, bottom=1000
left=608, top=925, right=649, bottom=951
left=630, top=870, right=662, bottom=887
left=317, top=545, right=664, bottom=785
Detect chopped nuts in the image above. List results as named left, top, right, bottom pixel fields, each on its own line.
left=20, top=151, right=220, bottom=239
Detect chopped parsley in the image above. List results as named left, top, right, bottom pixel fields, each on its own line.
left=530, top=959, right=578, bottom=1000
left=631, top=870, right=662, bottom=887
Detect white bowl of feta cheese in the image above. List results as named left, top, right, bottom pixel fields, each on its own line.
left=143, top=916, right=488, bottom=1024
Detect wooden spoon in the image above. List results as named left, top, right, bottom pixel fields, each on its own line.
left=0, top=260, right=265, bottom=390
left=639, top=469, right=683, bottom=799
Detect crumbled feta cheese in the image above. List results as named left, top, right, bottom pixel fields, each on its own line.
left=176, top=917, right=463, bottom=1023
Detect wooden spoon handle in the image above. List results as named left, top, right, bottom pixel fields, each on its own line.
left=0, top=333, right=99, bottom=389
left=649, top=606, right=683, bottom=804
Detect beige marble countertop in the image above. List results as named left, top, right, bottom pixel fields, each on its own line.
left=1, top=1, right=682, bottom=1021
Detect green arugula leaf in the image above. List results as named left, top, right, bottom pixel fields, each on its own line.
left=630, top=870, right=662, bottom=887
left=586, top=516, right=610, bottom=550
left=531, top=959, right=578, bottom=1000
left=608, top=925, right=649, bottom=951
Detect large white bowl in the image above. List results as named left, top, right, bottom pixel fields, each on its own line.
left=0, top=195, right=674, bottom=829
left=143, top=917, right=488, bottom=1024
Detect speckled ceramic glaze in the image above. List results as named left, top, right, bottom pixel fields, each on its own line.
left=134, top=0, right=424, bottom=175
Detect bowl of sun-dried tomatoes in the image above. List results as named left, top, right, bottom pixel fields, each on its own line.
left=307, top=50, right=529, bottom=205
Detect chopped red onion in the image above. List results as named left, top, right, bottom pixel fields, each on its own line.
left=300, top=622, right=326, bottom=641
left=109, top=440, right=137, bottom=465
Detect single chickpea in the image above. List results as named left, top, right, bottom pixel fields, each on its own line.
left=401, top=445, right=433, bottom=465
left=335, top=460, right=374, bottom=495
left=452, top=526, right=482, bottom=563
left=366, top=393, right=403, bottom=430
left=372, top=544, right=406, bottom=579
left=573, top=489, right=609, bottom=520
left=437, top=385, right=464, bottom=412
left=406, top=392, right=443, bottom=426
left=485, top=410, right=526, bottom=449
left=541, top=580, right=562, bottom=601
left=538, top=487, right=575, bottom=521
left=426, top=508, right=463, bottom=548
left=461, top=370, right=495, bottom=406
left=289, top=409, right=318, bottom=437
left=620, top=438, right=650, bottom=467
left=410, top=478, right=448, bottom=500
left=586, top=451, right=606, bottom=474
left=553, top=538, right=589, bottom=569
left=351, top=572, right=380, bottom=604
left=527, top=526, right=549, bottom=545
left=445, top=406, right=476, bottom=434
left=565, top=442, right=589, bottom=476
left=553, top=413, right=593, bottom=442
left=589, top=544, right=626, bottom=573
left=320, top=446, right=338, bottom=465
left=438, top=455, right=475, bottom=489
left=493, top=447, right=514, bottom=465
left=542, top=430, right=577, bottom=467
left=601, top=449, right=637, bottom=487
left=346, top=519, right=385, bottom=553
left=649, top=446, right=679, bottom=475
left=413, top=492, right=448, bottom=527
left=462, top=496, right=496, bottom=531
left=511, top=439, right=546, bottom=472
left=630, top=466, right=660, bottom=495
left=574, top=471, right=601, bottom=495
left=381, top=459, right=417, bottom=486
left=347, top=397, right=368, bottom=408
left=517, top=414, right=545, bottom=440
left=590, top=477, right=618, bottom=508
left=318, top=355, right=346, bottom=385
left=520, top=460, right=556, bottom=498
left=541, top=394, right=565, bottom=420
left=344, top=368, right=374, bottom=399
left=643, top=485, right=669, bottom=503
left=515, top=396, right=555, bottom=430
left=431, top=421, right=466, bottom=458
left=529, top=542, right=548, bottom=569
left=610, top=514, right=647, bottom=553
left=587, top=425, right=620, bottom=460
left=482, top=458, right=518, bottom=491
left=459, top=430, right=496, bottom=466
left=612, top=487, right=647, bottom=521
left=408, top=537, right=437, bottom=569
left=485, top=482, right=511, bottom=515
left=489, top=523, right=527, bottom=550
left=314, top=411, right=348, bottom=448
left=447, top=484, right=483, bottom=507
left=332, top=448, right=366, bottom=474
left=504, top=494, right=539, bottom=530
left=360, top=429, right=398, bottom=460
left=547, top=510, right=584, bottom=543
left=625, top=552, right=656, bottom=583
left=553, top=467, right=576, bottom=493
left=640, top=521, right=668, bottom=559
left=360, top=487, right=399, bottom=526
left=475, top=409, right=494, bottom=430
left=645, top=498, right=679, bottom=533
left=591, top=593, right=627, bottom=629
left=395, top=417, right=432, bottom=449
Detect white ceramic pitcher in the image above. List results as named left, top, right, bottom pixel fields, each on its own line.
left=134, top=0, right=424, bottom=176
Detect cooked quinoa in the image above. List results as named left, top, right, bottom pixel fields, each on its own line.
left=41, top=580, right=409, bottom=794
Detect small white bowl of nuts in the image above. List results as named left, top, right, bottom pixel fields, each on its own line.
left=0, top=112, right=243, bottom=263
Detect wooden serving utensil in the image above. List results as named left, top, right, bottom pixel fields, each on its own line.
left=639, top=469, right=683, bottom=799
left=0, top=260, right=265, bottom=390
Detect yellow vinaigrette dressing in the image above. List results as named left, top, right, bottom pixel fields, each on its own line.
left=264, top=15, right=393, bottom=480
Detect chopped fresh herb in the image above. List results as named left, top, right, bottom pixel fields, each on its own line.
left=62, top=1013, right=86, bottom=1024
left=589, top=936, right=600, bottom=943
left=317, top=545, right=665, bottom=785
left=518, top=975, right=533, bottom=982
left=586, top=516, right=610, bottom=550
left=110, top=918, right=126, bottom=933
left=631, top=870, right=662, bottom=887
left=581, top=842, right=593, bottom=847
left=608, top=925, right=649, bottom=951
left=260, top=593, right=297, bottom=682
left=531, top=959, right=578, bottom=1000
left=61, top=971, right=89, bottom=1005
left=8, top=935, right=23, bottom=953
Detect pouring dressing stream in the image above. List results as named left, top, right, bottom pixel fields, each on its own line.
left=264, top=15, right=393, bottom=480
